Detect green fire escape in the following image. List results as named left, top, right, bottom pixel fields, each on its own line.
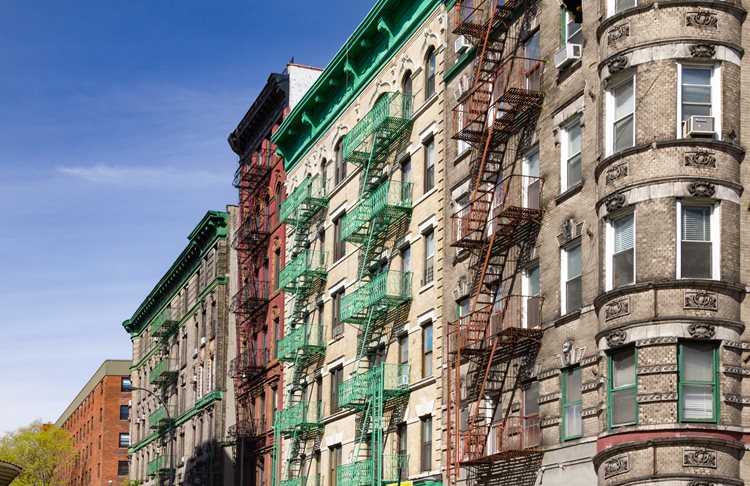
left=273, top=173, right=329, bottom=486
left=336, top=92, right=414, bottom=486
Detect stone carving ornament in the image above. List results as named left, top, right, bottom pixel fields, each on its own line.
left=687, top=181, right=716, bottom=198
left=686, top=11, right=718, bottom=28
left=684, top=448, right=717, bottom=468
left=605, top=298, right=630, bottom=320
left=685, top=151, right=717, bottom=168
left=605, top=193, right=626, bottom=212
left=688, top=323, right=716, bottom=339
left=690, top=43, right=716, bottom=58
left=684, top=290, right=718, bottom=310
left=603, top=455, right=629, bottom=479
left=688, top=480, right=715, bottom=486
left=607, top=23, right=630, bottom=45
left=606, top=329, right=628, bottom=347
left=605, top=163, right=628, bottom=185
left=607, top=55, right=629, bottom=74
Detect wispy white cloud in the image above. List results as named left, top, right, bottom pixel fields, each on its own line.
left=57, top=163, right=227, bottom=187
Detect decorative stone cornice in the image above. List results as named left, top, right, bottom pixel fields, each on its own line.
left=606, top=329, right=628, bottom=347
left=582, top=406, right=600, bottom=417
left=541, top=416, right=561, bottom=427
left=687, top=181, right=717, bottom=197
left=580, top=355, right=599, bottom=367
left=688, top=323, right=716, bottom=339
left=582, top=379, right=603, bottom=391
left=538, top=369, right=561, bottom=380
left=690, top=43, right=717, bottom=58
left=636, top=336, right=678, bottom=347
left=688, top=480, right=716, bottom=486
left=539, top=392, right=561, bottom=404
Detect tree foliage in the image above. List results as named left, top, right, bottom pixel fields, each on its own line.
left=0, top=420, right=76, bottom=486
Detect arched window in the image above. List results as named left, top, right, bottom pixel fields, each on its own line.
left=402, top=70, right=413, bottom=96
left=320, top=158, right=328, bottom=185
left=275, top=182, right=283, bottom=224
left=425, top=48, right=436, bottom=98
left=334, top=139, right=346, bottom=186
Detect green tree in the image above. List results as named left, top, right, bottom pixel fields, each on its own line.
left=0, top=420, right=76, bottom=486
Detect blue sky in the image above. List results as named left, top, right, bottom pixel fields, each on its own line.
left=0, top=0, right=373, bottom=434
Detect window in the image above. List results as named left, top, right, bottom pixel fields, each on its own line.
left=678, top=202, right=718, bottom=280
left=524, top=32, right=542, bottom=91
left=523, top=264, right=541, bottom=329
left=607, top=213, right=635, bottom=290
left=329, top=445, right=342, bottom=486
left=330, top=366, right=344, bottom=413
left=334, top=139, right=347, bottom=186
left=401, top=157, right=412, bottom=202
left=274, top=248, right=282, bottom=289
left=424, top=138, right=435, bottom=193
left=399, top=334, right=409, bottom=365
left=422, top=322, right=433, bottom=378
left=561, top=118, right=582, bottom=191
left=397, top=422, right=407, bottom=455
left=275, top=183, right=284, bottom=223
left=423, top=229, right=434, bottom=285
left=425, top=48, right=436, bottom=98
left=561, top=10, right=582, bottom=46
left=332, top=290, right=344, bottom=338
left=320, top=158, right=328, bottom=187
left=610, top=0, right=636, bottom=16
left=456, top=99, right=471, bottom=155
left=402, top=70, right=413, bottom=96
left=121, top=377, right=131, bottom=391
left=562, top=368, right=582, bottom=440
left=401, top=246, right=411, bottom=273
left=679, top=342, right=718, bottom=422
left=420, top=416, right=432, bottom=471
left=522, top=148, right=541, bottom=210
left=523, top=381, right=540, bottom=448
left=607, top=76, right=635, bottom=154
left=609, top=348, right=637, bottom=427
left=333, top=214, right=346, bottom=261
left=118, top=461, right=129, bottom=476
left=118, top=433, right=130, bottom=448
left=561, top=242, right=582, bottom=314
left=119, top=405, right=130, bottom=421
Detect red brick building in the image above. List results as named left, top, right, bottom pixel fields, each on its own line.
left=55, top=359, right=132, bottom=486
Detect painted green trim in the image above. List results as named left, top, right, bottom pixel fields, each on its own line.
left=561, top=367, right=582, bottom=441
left=560, top=7, right=566, bottom=45
left=443, top=46, right=476, bottom=84
left=123, top=211, right=228, bottom=336
left=130, top=276, right=228, bottom=371
left=678, top=341, right=720, bottom=424
left=444, top=0, right=459, bottom=9
left=607, top=347, right=638, bottom=429
left=271, top=0, right=442, bottom=172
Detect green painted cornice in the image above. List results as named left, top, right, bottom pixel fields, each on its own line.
left=271, top=0, right=442, bottom=172
left=122, top=211, right=228, bottom=336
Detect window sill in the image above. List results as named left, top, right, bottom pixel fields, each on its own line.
left=555, top=182, right=584, bottom=205
left=328, top=331, right=345, bottom=346
left=413, top=93, right=439, bottom=120
left=410, top=375, right=436, bottom=391
left=414, top=187, right=438, bottom=207
left=419, top=281, right=435, bottom=294
left=453, top=146, right=472, bottom=166
left=552, top=309, right=582, bottom=327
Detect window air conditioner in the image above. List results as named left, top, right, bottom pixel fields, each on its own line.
left=683, top=115, right=715, bottom=137
left=454, top=35, right=469, bottom=55
left=454, top=75, right=470, bottom=101
left=554, top=43, right=582, bottom=69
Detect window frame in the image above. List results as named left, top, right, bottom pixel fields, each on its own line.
left=561, top=367, right=582, bottom=441
left=331, top=289, right=344, bottom=339
left=561, top=9, right=582, bottom=46
left=606, top=74, right=636, bottom=156
left=334, top=139, right=347, bottom=186
left=118, top=433, right=130, bottom=448
left=330, top=366, right=344, bottom=414
left=606, top=210, right=636, bottom=291
left=423, top=137, right=435, bottom=193
left=423, top=228, right=435, bottom=285
left=420, top=415, right=433, bottom=472
left=678, top=341, right=719, bottom=423
left=422, top=321, right=433, bottom=378
left=677, top=63, right=721, bottom=139
left=560, top=117, right=582, bottom=191
left=425, top=48, right=436, bottom=99
left=607, top=347, right=638, bottom=428
left=333, top=213, right=346, bottom=262
left=608, top=0, right=637, bottom=17
left=676, top=200, right=720, bottom=280
left=560, top=240, right=582, bottom=315
left=119, top=405, right=130, bottom=421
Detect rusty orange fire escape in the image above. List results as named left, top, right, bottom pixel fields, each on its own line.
left=447, top=1, right=546, bottom=485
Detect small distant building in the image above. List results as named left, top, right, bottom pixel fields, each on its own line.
left=55, top=359, right=132, bottom=486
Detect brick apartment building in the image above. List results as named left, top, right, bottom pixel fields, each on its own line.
left=55, top=359, right=132, bottom=486
left=227, top=63, right=321, bottom=486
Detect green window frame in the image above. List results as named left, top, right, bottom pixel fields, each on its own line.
left=608, top=347, right=638, bottom=428
left=561, top=367, right=582, bottom=441
left=678, top=342, right=719, bottom=423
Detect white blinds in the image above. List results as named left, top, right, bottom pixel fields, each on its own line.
left=683, top=206, right=711, bottom=242
left=614, top=214, right=634, bottom=253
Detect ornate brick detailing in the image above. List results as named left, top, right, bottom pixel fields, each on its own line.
left=686, top=11, right=718, bottom=28
left=638, top=364, right=678, bottom=375
left=582, top=379, right=602, bottom=391
left=539, top=392, right=561, bottom=403
left=685, top=151, right=717, bottom=168
left=688, top=480, right=715, bottom=486
left=638, top=393, right=678, bottom=403
left=607, top=24, right=630, bottom=45
left=541, top=416, right=561, bottom=426
left=605, top=193, right=626, bottom=212
left=637, top=336, right=678, bottom=346
left=724, top=341, right=750, bottom=350
left=683, top=448, right=717, bottom=468
left=603, top=455, right=629, bottom=479
left=689, top=43, right=716, bottom=58
left=607, top=55, right=629, bottom=74
left=606, top=329, right=628, bottom=347
left=582, top=407, right=600, bottom=417
left=684, top=290, right=718, bottom=310
left=723, top=394, right=744, bottom=404
left=605, top=163, right=628, bottom=185
left=580, top=355, right=599, bottom=366
left=687, top=181, right=716, bottom=197
left=722, top=366, right=750, bottom=376
left=688, top=323, right=716, bottom=339
left=538, top=369, right=561, bottom=380
left=604, top=298, right=630, bottom=320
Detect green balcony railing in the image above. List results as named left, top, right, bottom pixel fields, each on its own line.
left=339, top=364, right=410, bottom=410
left=277, top=324, right=326, bottom=362
left=280, top=476, right=321, bottom=486
left=340, top=271, right=412, bottom=324
left=146, top=455, right=172, bottom=477
left=150, top=307, right=179, bottom=338
left=195, top=390, right=223, bottom=409
left=336, top=454, right=408, bottom=486
left=147, top=405, right=175, bottom=430
left=149, top=358, right=178, bottom=386
left=342, top=180, right=413, bottom=244
left=279, top=250, right=328, bottom=293
left=275, top=401, right=323, bottom=434
left=280, top=174, right=328, bottom=226
left=343, top=92, right=414, bottom=164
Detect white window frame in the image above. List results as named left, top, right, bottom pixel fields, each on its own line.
left=521, top=264, right=540, bottom=329
left=560, top=241, right=582, bottom=315
left=560, top=117, right=582, bottom=191
left=608, top=0, right=637, bottom=17
left=676, top=63, right=722, bottom=140
left=605, top=74, right=636, bottom=157
left=605, top=210, right=636, bottom=291
left=522, top=147, right=540, bottom=209
left=676, top=200, right=720, bottom=280
left=562, top=10, right=582, bottom=46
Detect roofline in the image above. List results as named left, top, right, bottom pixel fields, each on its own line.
left=55, top=360, right=132, bottom=427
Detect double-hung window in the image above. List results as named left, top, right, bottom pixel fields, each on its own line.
left=562, top=10, right=582, bottom=46
left=523, top=264, right=541, bottom=329
left=679, top=65, right=719, bottom=138
left=609, top=348, right=637, bottom=427
left=678, top=202, right=718, bottom=279
left=333, top=213, right=346, bottom=261
left=561, top=241, right=582, bottom=314
left=334, top=140, right=347, bottom=186
left=330, top=366, right=344, bottom=413
left=561, top=118, right=582, bottom=191
left=331, top=290, right=344, bottom=338
left=421, top=416, right=433, bottom=471
left=607, top=76, right=635, bottom=154
left=423, top=229, right=435, bottom=285
left=523, top=381, right=540, bottom=448
left=422, top=322, right=433, bottom=378
left=608, top=213, right=635, bottom=290
left=424, top=138, right=435, bottom=193
left=609, top=0, right=636, bottom=16
left=562, top=367, right=582, bottom=440
left=679, top=342, right=718, bottom=423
